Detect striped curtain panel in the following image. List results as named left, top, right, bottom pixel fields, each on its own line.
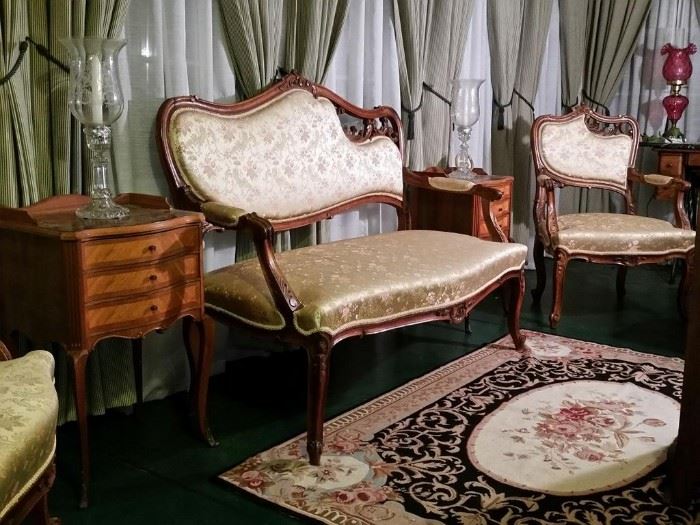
left=559, top=0, right=588, bottom=110
left=421, top=0, right=474, bottom=168
left=510, top=0, right=553, bottom=249
left=487, top=0, right=524, bottom=179
left=0, top=0, right=39, bottom=207
left=392, top=0, right=431, bottom=170
left=283, top=0, right=349, bottom=83
left=218, top=0, right=283, bottom=99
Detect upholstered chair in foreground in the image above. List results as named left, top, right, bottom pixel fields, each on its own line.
left=0, top=341, right=59, bottom=524
left=531, top=105, right=695, bottom=327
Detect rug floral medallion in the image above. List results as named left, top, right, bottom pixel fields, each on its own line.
left=220, top=330, right=697, bottom=524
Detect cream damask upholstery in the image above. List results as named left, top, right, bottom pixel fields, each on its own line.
left=0, top=350, right=58, bottom=521
left=555, top=213, right=696, bottom=255
left=531, top=105, right=695, bottom=328
left=206, top=230, right=527, bottom=336
left=538, top=114, right=633, bottom=192
left=168, top=90, right=403, bottom=221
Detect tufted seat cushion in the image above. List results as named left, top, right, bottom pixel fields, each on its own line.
left=205, top=230, right=527, bottom=336
left=554, top=213, right=695, bottom=255
left=0, top=350, right=57, bottom=519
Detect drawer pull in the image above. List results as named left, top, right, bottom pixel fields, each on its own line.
left=149, top=274, right=158, bottom=282
left=150, top=304, right=159, bottom=312
left=148, top=245, right=157, bottom=253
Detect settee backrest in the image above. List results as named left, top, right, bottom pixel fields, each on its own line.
left=531, top=106, right=639, bottom=194
left=157, top=75, right=404, bottom=228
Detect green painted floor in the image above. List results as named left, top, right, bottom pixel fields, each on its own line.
left=49, top=262, right=687, bottom=523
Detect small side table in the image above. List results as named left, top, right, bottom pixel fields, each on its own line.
left=0, top=193, right=215, bottom=507
left=405, top=167, right=513, bottom=240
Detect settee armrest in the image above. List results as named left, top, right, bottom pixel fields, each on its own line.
left=201, top=201, right=250, bottom=229
left=627, top=168, right=692, bottom=229
left=238, top=213, right=303, bottom=325
left=403, top=168, right=508, bottom=242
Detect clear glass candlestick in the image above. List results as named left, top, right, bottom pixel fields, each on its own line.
left=450, top=79, right=484, bottom=180
left=61, top=37, right=128, bottom=219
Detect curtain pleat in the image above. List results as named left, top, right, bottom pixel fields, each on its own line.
left=421, top=0, right=474, bottom=168
left=558, top=0, right=588, bottom=109
left=392, top=0, right=431, bottom=169
left=218, top=0, right=283, bottom=99
left=511, top=0, right=553, bottom=248
left=487, top=0, right=524, bottom=178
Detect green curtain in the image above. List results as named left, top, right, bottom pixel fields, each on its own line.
left=558, top=0, right=588, bottom=110
left=487, top=0, right=524, bottom=178
left=218, top=0, right=283, bottom=99
left=421, top=0, right=474, bottom=168
left=510, top=0, right=553, bottom=248
left=1, top=0, right=132, bottom=424
left=560, top=0, right=651, bottom=215
left=392, top=0, right=431, bottom=169
left=283, top=0, right=349, bottom=83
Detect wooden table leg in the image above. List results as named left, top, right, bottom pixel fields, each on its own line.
left=183, top=315, right=218, bottom=447
left=67, top=347, right=90, bottom=508
left=131, top=339, right=143, bottom=406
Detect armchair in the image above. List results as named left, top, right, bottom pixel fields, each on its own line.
left=0, top=342, right=58, bottom=524
left=531, top=105, right=695, bottom=327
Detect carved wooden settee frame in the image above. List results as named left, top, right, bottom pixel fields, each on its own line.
left=156, top=72, right=527, bottom=465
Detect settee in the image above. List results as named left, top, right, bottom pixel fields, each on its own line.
left=156, top=73, right=527, bottom=465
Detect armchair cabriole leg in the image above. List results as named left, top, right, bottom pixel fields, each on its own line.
left=679, top=254, right=694, bottom=319
left=550, top=250, right=569, bottom=328
left=508, top=271, right=526, bottom=351
left=532, top=237, right=546, bottom=304
left=306, top=338, right=331, bottom=466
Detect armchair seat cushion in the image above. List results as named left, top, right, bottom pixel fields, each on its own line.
left=205, top=230, right=527, bottom=336
left=0, top=350, right=57, bottom=519
left=554, top=213, right=695, bottom=255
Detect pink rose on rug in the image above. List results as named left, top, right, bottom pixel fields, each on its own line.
left=556, top=405, right=594, bottom=421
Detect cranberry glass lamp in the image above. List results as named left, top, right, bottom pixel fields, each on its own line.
left=661, top=43, right=696, bottom=139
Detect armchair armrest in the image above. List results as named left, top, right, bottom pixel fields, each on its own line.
left=627, top=168, right=692, bottom=230
left=403, top=168, right=508, bottom=242
left=237, top=213, right=303, bottom=325
left=533, top=172, right=561, bottom=247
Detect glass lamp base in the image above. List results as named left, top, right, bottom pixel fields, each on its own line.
left=76, top=195, right=130, bottom=220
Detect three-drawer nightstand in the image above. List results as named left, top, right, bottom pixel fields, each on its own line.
left=405, top=167, right=513, bottom=240
left=0, top=193, right=215, bottom=507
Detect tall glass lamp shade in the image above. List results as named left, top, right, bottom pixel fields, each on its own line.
left=450, top=79, right=484, bottom=180
left=61, top=37, right=128, bottom=219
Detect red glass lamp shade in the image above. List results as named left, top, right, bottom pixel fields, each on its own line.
left=661, top=43, right=696, bottom=84
left=663, top=94, right=689, bottom=125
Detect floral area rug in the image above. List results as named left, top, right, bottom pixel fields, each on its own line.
left=220, top=330, right=698, bottom=524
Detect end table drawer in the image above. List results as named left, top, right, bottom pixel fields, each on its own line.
left=86, top=281, right=201, bottom=333
left=82, top=226, right=200, bottom=269
left=85, top=254, right=200, bottom=302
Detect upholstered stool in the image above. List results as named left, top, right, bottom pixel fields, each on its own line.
left=0, top=344, right=58, bottom=524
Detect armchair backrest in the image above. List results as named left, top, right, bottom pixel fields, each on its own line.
left=157, top=73, right=404, bottom=230
left=531, top=105, right=639, bottom=195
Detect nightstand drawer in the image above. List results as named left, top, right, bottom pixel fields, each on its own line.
left=658, top=154, right=683, bottom=176
left=477, top=208, right=511, bottom=239
left=86, top=281, right=201, bottom=333
left=84, top=254, right=200, bottom=302
left=82, top=226, right=200, bottom=269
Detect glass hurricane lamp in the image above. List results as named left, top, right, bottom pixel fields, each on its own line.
left=61, top=37, right=128, bottom=219
left=450, top=79, right=484, bottom=180
left=660, top=43, right=696, bottom=140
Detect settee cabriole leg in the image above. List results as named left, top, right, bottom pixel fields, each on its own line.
left=508, top=271, right=526, bottom=351
left=550, top=250, right=569, bottom=328
left=306, top=340, right=331, bottom=466
left=532, top=237, right=546, bottom=304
